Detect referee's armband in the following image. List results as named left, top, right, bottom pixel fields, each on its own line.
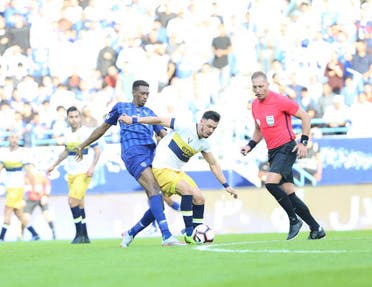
left=222, top=182, right=230, bottom=188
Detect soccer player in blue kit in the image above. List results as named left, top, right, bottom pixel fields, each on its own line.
left=75, top=80, right=184, bottom=246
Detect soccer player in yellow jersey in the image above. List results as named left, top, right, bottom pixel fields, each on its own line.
left=119, top=110, right=238, bottom=244
left=48, top=106, right=101, bottom=244
left=0, top=132, right=40, bottom=241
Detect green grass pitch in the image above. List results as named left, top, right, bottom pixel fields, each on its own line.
left=1, top=230, right=372, bottom=287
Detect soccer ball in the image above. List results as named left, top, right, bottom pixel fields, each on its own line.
left=192, top=224, right=215, bottom=244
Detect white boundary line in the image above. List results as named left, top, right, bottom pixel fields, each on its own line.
left=194, top=240, right=363, bottom=254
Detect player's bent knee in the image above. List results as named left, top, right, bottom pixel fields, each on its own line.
left=192, top=192, right=205, bottom=205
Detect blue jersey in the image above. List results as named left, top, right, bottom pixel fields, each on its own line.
left=104, top=102, right=165, bottom=151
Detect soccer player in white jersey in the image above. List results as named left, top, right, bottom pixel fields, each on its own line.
left=0, top=132, right=40, bottom=241
left=48, top=106, right=101, bottom=244
left=119, top=110, right=238, bottom=244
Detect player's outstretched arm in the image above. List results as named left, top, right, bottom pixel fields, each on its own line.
left=75, top=122, right=110, bottom=161
left=202, top=151, right=238, bottom=199
left=48, top=149, right=68, bottom=174
left=119, top=114, right=172, bottom=128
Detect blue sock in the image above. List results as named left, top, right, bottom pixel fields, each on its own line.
left=70, top=206, right=82, bottom=236
left=129, top=209, right=155, bottom=237
left=149, top=194, right=171, bottom=240
left=181, top=195, right=193, bottom=236
left=192, top=204, right=204, bottom=228
left=170, top=201, right=181, bottom=211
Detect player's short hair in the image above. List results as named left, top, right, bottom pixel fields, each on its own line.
left=251, top=71, right=268, bottom=81
left=202, top=110, right=220, bottom=122
left=133, top=80, right=149, bottom=91
left=66, top=106, right=80, bottom=115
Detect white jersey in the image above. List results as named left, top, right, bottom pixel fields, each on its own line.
left=64, top=126, right=97, bottom=175
left=152, top=119, right=211, bottom=170
left=0, top=147, right=31, bottom=188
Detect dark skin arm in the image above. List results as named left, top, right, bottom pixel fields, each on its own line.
left=75, top=122, right=111, bottom=161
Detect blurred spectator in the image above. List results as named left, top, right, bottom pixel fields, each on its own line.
left=38, top=99, right=54, bottom=128
left=9, top=87, right=23, bottom=112
left=66, top=69, right=82, bottom=93
left=350, top=39, right=372, bottom=89
left=341, top=76, right=358, bottom=106
left=155, top=2, right=177, bottom=28
left=166, top=8, right=191, bottom=44
left=322, top=94, right=350, bottom=135
left=29, top=112, right=51, bottom=145
left=286, top=72, right=305, bottom=100
left=104, top=65, right=119, bottom=88
left=169, top=42, right=195, bottom=97
left=2, top=45, right=30, bottom=79
left=211, top=23, right=232, bottom=95
left=49, top=84, right=77, bottom=110
left=8, top=13, right=30, bottom=54
left=318, top=83, right=336, bottom=117
left=38, top=75, right=56, bottom=101
left=364, top=82, right=372, bottom=102
left=193, top=62, right=217, bottom=110
left=115, top=62, right=135, bottom=102
left=210, top=1, right=224, bottom=25
left=348, top=92, right=372, bottom=138
left=0, top=15, right=11, bottom=55
left=8, top=111, right=25, bottom=135
left=96, top=35, right=118, bottom=77
left=355, top=2, right=372, bottom=42
left=21, top=102, right=35, bottom=126
left=50, top=105, right=68, bottom=142
left=2, top=76, right=16, bottom=100
left=16, top=74, right=39, bottom=104
left=297, top=87, right=320, bottom=120
left=324, top=51, right=344, bottom=92
left=0, top=100, right=15, bottom=132
left=81, top=106, right=98, bottom=128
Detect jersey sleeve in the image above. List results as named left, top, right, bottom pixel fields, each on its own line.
left=172, top=118, right=190, bottom=132
left=104, top=103, right=119, bottom=126
left=280, top=96, right=299, bottom=115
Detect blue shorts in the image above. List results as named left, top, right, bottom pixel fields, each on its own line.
left=122, top=144, right=156, bottom=180
left=268, top=140, right=297, bottom=184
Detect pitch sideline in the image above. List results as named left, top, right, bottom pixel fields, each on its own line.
left=194, top=240, right=358, bottom=254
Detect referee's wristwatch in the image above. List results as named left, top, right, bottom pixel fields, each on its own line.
left=300, top=135, right=309, bottom=146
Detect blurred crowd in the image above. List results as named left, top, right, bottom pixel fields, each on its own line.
left=0, top=0, right=371, bottom=148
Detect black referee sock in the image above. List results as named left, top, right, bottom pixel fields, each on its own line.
left=265, top=183, right=298, bottom=224
left=289, top=193, right=320, bottom=231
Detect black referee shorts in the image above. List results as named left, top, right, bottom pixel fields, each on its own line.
left=268, top=140, right=297, bottom=184
left=24, top=198, right=49, bottom=213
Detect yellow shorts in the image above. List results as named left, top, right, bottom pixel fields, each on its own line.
left=67, top=173, right=91, bottom=200
left=6, top=187, right=24, bottom=209
left=152, top=168, right=197, bottom=197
